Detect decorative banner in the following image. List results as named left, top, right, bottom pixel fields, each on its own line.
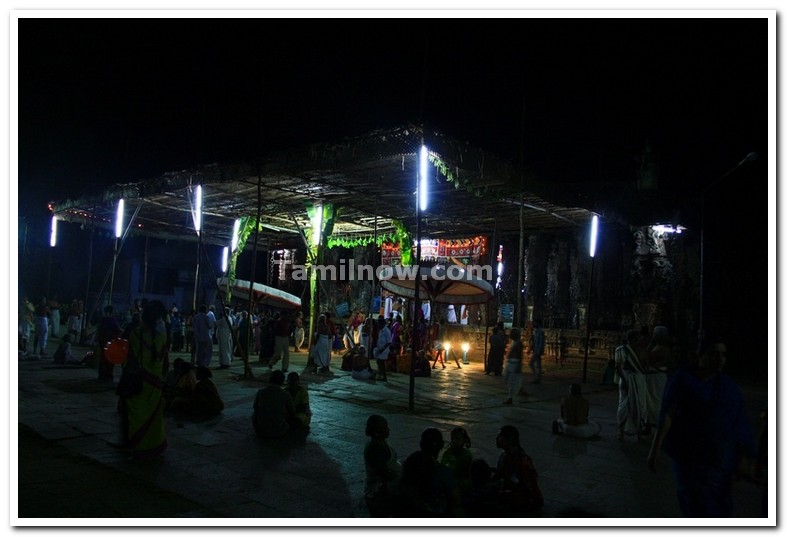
left=438, top=235, right=488, bottom=258
left=381, top=235, right=488, bottom=266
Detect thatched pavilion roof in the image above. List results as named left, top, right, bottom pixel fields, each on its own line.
left=50, top=124, right=597, bottom=250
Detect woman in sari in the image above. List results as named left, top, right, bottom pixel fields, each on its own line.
left=124, top=300, right=168, bottom=459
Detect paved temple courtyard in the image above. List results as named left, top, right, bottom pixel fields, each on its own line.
left=15, top=341, right=769, bottom=525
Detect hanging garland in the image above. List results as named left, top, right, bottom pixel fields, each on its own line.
left=429, top=153, right=511, bottom=199
left=326, top=233, right=396, bottom=249
left=391, top=219, right=412, bottom=266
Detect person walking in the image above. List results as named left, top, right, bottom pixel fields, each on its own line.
left=529, top=319, right=545, bottom=384
left=502, top=328, right=523, bottom=405
left=270, top=311, right=291, bottom=372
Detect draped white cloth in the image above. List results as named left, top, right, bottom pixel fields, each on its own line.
left=615, top=344, right=667, bottom=436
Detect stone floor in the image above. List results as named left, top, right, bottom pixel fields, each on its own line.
left=14, top=340, right=772, bottom=525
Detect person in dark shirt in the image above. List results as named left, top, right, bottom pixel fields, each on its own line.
left=269, top=311, right=292, bottom=372
left=647, top=334, right=757, bottom=517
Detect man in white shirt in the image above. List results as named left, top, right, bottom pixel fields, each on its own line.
left=192, top=305, right=213, bottom=367
left=207, top=305, right=217, bottom=342
left=216, top=307, right=234, bottom=369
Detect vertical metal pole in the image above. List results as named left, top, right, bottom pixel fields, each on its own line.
left=369, top=214, right=377, bottom=361
left=142, top=236, right=149, bottom=295
left=516, top=196, right=524, bottom=328
left=82, top=209, right=95, bottom=339
left=485, top=221, right=496, bottom=370
left=193, top=241, right=200, bottom=311
left=582, top=255, right=595, bottom=383
left=46, top=249, right=52, bottom=297
left=409, top=204, right=421, bottom=413
left=108, top=238, right=118, bottom=307
left=698, top=194, right=705, bottom=346
left=244, top=173, right=263, bottom=379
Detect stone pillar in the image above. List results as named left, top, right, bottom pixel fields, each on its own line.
left=526, top=234, right=548, bottom=325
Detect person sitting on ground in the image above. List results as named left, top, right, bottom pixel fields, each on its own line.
left=342, top=323, right=356, bottom=351
left=341, top=344, right=363, bottom=371
left=53, top=333, right=80, bottom=365
left=440, top=427, right=473, bottom=493
left=162, top=358, right=184, bottom=405
left=284, top=372, right=312, bottom=431
left=463, top=458, right=503, bottom=517
left=412, top=349, right=432, bottom=377
left=397, top=428, right=460, bottom=517
left=252, top=370, right=304, bottom=439
left=188, top=366, right=224, bottom=416
left=350, top=346, right=375, bottom=380
left=493, top=425, right=544, bottom=514
left=167, top=361, right=197, bottom=412
left=364, top=414, right=402, bottom=517
left=552, top=383, right=602, bottom=438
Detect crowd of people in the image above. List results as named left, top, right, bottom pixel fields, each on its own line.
left=363, top=416, right=544, bottom=517
left=19, top=293, right=764, bottom=517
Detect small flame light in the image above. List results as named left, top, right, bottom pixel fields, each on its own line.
left=461, top=341, right=470, bottom=364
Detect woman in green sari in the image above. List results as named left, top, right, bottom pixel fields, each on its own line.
left=124, top=300, right=169, bottom=459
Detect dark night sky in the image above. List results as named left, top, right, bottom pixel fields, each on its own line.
left=18, top=17, right=767, bottom=221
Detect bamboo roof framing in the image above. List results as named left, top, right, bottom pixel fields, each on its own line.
left=50, top=124, right=597, bottom=250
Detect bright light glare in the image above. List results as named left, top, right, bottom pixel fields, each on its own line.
left=461, top=342, right=470, bottom=353
left=419, top=145, right=428, bottom=212
left=443, top=341, right=451, bottom=352
left=652, top=224, right=685, bottom=235
left=589, top=215, right=598, bottom=258
left=194, top=185, right=202, bottom=233
left=231, top=219, right=241, bottom=251
left=222, top=246, right=229, bottom=273
left=115, top=199, right=125, bottom=239
left=312, top=203, right=323, bottom=247
left=49, top=216, right=57, bottom=247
